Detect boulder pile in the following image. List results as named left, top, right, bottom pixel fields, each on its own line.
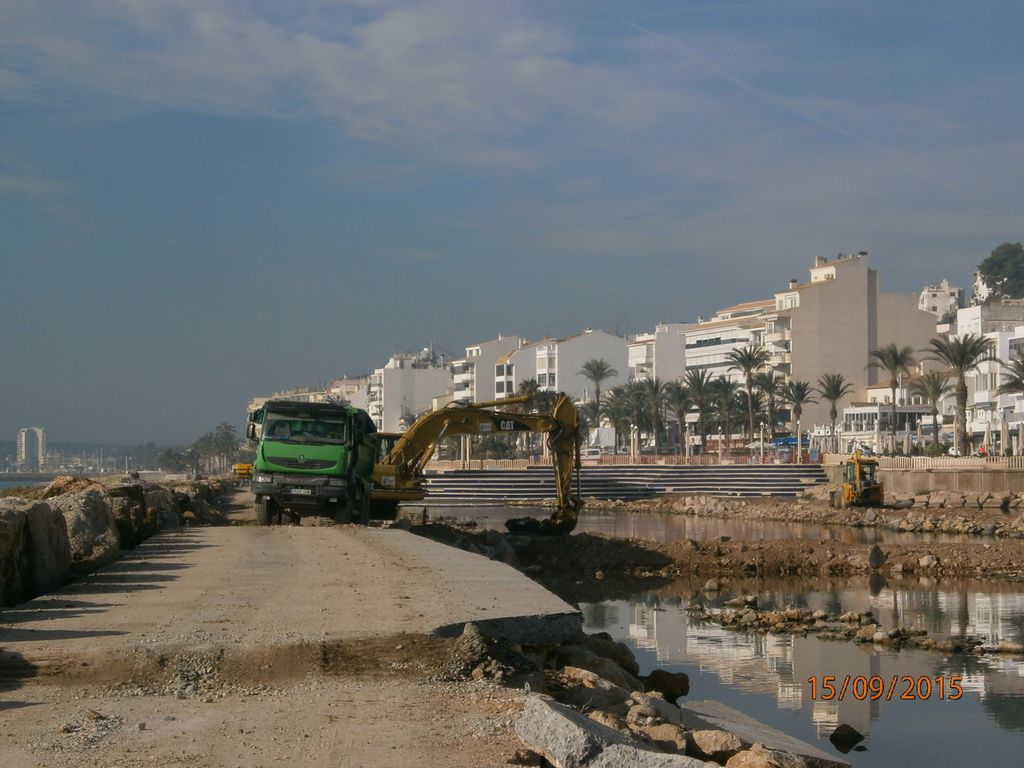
left=447, top=622, right=842, bottom=768
left=0, top=474, right=233, bottom=606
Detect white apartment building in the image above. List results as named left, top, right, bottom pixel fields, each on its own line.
left=918, top=279, right=963, bottom=317
left=682, top=300, right=774, bottom=383
left=451, top=334, right=523, bottom=403
left=953, top=304, right=1024, bottom=450
left=498, top=329, right=628, bottom=402
left=367, top=348, right=452, bottom=431
left=627, top=323, right=688, bottom=383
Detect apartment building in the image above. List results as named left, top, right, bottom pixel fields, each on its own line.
left=326, top=376, right=370, bottom=411
left=451, top=334, right=523, bottom=403
left=763, top=253, right=937, bottom=428
left=918, top=279, right=964, bottom=318
left=954, top=303, right=1024, bottom=448
left=498, top=329, right=628, bottom=401
left=627, top=323, right=688, bottom=383
left=682, top=300, right=775, bottom=383
left=366, top=347, right=452, bottom=431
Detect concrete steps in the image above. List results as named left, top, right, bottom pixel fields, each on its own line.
left=421, top=464, right=828, bottom=503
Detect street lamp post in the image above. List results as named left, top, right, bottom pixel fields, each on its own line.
left=759, top=422, right=765, bottom=464
left=718, top=426, right=723, bottom=464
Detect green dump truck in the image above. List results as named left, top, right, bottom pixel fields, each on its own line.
left=247, top=399, right=378, bottom=525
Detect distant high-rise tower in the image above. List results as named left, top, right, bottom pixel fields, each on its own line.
left=16, top=427, right=46, bottom=471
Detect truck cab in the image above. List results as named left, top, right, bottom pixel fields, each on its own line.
left=248, top=400, right=376, bottom=525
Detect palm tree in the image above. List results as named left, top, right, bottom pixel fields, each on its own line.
left=727, top=344, right=771, bottom=445
left=783, top=380, right=817, bottom=462
left=753, top=370, right=785, bottom=438
left=869, top=344, right=917, bottom=453
left=665, top=381, right=693, bottom=455
left=516, top=377, right=540, bottom=403
left=815, top=373, right=854, bottom=453
left=927, top=334, right=995, bottom=456
left=996, top=354, right=1024, bottom=397
left=911, top=370, right=953, bottom=447
left=601, top=387, right=632, bottom=455
left=640, top=377, right=668, bottom=454
left=623, top=380, right=649, bottom=457
left=684, top=368, right=716, bottom=454
left=711, top=377, right=741, bottom=457
left=578, top=401, right=601, bottom=447
left=578, top=359, right=618, bottom=405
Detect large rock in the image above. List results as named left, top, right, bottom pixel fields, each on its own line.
left=143, top=486, right=181, bottom=530
left=23, top=500, right=71, bottom=594
left=516, top=695, right=637, bottom=768
left=557, top=667, right=632, bottom=712
left=0, top=499, right=71, bottom=605
left=590, top=743, right=713, bottom=767
left=628, top=692, right=684, bottom=726
left=47, top=490, right=121, bottom=569
left=0, top=505, right=31, bottom=605
left=515, top=696, right=711, bottom=768
left=582, top=633, right=641, bottom=676
left=554, top=646, right=644, bottom=692
left=726, top=745, right=810, bottom=768
left=641, top=669, right=690, bottom=703
left=866, top=545, right=886, bottom=569
left=107, top=484, right=154, bottom=548
left=688, top=729, right=746, bottom=762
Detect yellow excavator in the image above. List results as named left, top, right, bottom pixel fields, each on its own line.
left=361, top=392, right=583, bottom=534
left=831, top=450, right=884, bottom=507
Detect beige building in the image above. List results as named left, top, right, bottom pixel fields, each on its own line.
left=627, top=322, right=688, bottom=383
left=762, top=253, right=938, bottom=428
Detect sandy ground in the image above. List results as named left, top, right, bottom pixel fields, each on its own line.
left=0, top=491, right=562, bottom=767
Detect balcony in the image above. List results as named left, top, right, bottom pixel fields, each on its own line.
left=764, top=330, right=791, bottom=344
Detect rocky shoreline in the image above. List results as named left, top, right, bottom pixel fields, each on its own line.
left=0, top=473, right=235, bottom=606
left=441, top=620, right=848, bottom=767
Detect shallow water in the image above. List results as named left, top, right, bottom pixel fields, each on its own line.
left=581, top=578, right=1024, bottom=767
left=445, top=503, right=1024, bottom=765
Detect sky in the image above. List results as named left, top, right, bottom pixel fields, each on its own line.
left=2, top=0, right=1022, bottom=445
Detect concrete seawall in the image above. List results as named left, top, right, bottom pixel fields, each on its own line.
left=824, top=464, right=1024, bottom=494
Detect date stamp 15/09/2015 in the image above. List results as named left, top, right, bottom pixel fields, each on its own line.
left=807, top=675, right=964, bottom=702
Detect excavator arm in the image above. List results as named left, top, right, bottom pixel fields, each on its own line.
left=370, top=393, right=583, bottom=534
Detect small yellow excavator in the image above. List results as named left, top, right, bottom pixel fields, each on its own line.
left=361, top=393, right=583, bottom=534
left=831, top=450, right=884, bottom=507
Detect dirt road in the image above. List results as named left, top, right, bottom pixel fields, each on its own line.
left=0, top=502, right=577, bottom=767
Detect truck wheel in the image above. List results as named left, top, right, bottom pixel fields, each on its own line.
left=357, top=490, right=371, bottom=526
left=333, top=499, right=351, bottom=524
left=255, top=496, right=272, bottom=526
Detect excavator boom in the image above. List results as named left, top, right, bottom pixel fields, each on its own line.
left=369, top=393, right=583, bottom=534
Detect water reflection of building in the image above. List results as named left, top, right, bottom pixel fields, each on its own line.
left=584, top=585, right=1024, bottom=740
